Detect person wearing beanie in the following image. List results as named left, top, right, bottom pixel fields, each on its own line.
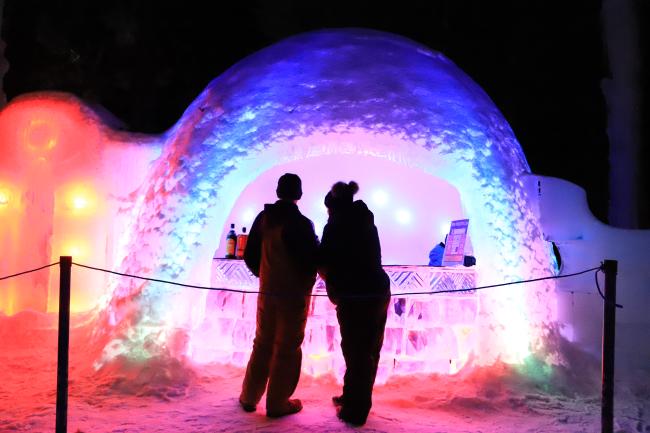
left=239, top=173, right=319, bottom=417
left=318, top=181, right=391, bottom=426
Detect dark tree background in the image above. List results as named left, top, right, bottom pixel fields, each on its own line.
left=2, top=0, right=647, bottom=226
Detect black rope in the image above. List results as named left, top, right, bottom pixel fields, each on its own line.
left=72, top=262, right=602, bottom=299
left=0, top=262, right=60, bottom=281
left=397, top=266, right=602, bottom=296
left=595, top=267, right=623, bottom=308
left=71, top=262, right=281, bottom=296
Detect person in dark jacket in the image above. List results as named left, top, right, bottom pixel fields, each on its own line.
left=239, top=173, right=319, bottom=418
left=318, top=181, right=391, bottom=426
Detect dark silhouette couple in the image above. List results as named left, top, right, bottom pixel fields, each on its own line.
left=238, top=173, right=391, bottom=426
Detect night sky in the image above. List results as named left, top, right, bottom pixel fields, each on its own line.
left=2, top=0, right=647, bottom=226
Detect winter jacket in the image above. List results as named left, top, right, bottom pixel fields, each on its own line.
left=318, top=200, right=390, bottom=303
left=244, top=200, right=318, bottom=296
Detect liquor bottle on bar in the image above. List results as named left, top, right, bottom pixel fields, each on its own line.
left=225, top=223, right=237, bottom=259
left=236, top=227, right=248, bottom=259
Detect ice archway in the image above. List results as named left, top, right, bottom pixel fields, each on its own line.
left=102, top=28, right=555, bottom=371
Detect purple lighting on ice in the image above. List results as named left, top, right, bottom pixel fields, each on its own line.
left=0, top=29, right=558, bottom=380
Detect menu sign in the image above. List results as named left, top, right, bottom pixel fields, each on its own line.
left=441, top=219, right=469, bottom=267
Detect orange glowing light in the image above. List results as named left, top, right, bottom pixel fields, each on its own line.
left=72, top=195, right=89, bottom=210
left=57, top=238, right=90, bottom=261
left=62, top=184, right=97, bottom=213
left=62, top=242, right=86, bottom=259
left=0, top=184, right=14, bottom=209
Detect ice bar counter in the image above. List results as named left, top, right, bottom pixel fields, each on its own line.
left=200, top=258, right=478, bottom=380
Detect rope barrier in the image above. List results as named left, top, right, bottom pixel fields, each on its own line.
left=0, top=260, right=608, bottom=301
left=72, top=262, right=279, bottom=296
left=71, top=261, right=605, bottom=299
left=0, top=262, right=60, bottom=281
left=2, top=257, right=616, bottom=433
left=399, top=265, right=603, bottom=296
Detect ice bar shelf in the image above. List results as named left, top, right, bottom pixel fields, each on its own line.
left=195, top=258, right=479, bottom=380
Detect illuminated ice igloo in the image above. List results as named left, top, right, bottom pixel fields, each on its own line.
left=0, top=29, right=556, bottom=381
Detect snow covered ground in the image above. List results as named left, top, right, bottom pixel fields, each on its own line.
left=1, top=311, right=649, bottom=433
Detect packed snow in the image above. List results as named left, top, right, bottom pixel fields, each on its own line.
left=1, top=310, right=649, bottom=432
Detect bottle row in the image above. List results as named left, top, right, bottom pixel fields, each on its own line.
left=225, top=223, right=248, bottom=259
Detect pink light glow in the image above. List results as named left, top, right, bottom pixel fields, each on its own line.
left=218, top=154, right=466, bottom=265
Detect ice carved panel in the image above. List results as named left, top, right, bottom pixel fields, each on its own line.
left=199, top=258, right=479, bottom=381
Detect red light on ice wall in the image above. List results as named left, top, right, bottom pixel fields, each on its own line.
left=0, top=94, right=103, bottom=173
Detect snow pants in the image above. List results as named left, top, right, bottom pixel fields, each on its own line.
left=240, top=295, right=309, bottom=412
left=336, top=296, right=390, bottom=424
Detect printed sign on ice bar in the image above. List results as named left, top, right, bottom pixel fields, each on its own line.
left=441, top=219, right=469, bottom=266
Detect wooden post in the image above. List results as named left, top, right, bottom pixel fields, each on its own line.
left=55, top=256, right=72, bottom=433
left=601, top=259, right=618, bottom=433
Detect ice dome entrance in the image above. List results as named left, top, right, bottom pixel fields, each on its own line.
left=195, top=138, right=475, bottom=381
left=91, top=29, right=556, bottom=381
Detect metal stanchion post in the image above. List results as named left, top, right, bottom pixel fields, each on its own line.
left=601, top=259, right=618, bottom=433
left=55, top=256, right=72, bottom=433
